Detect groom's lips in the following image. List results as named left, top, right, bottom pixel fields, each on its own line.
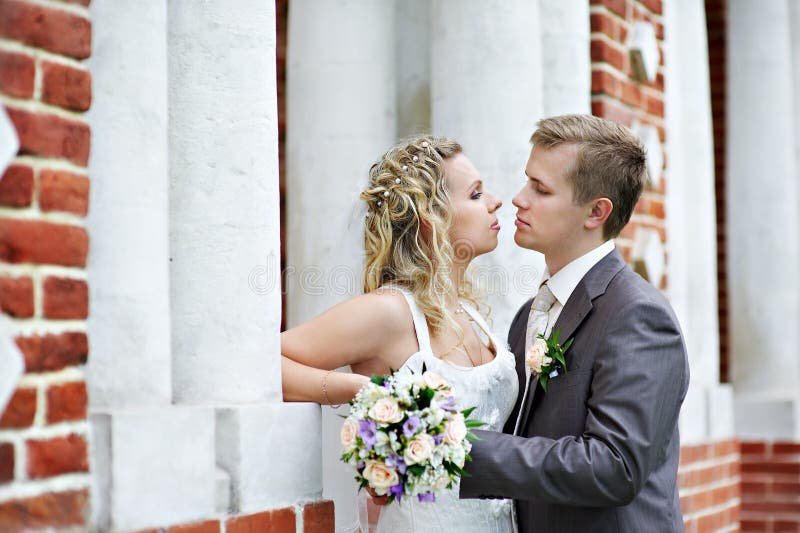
left=515, top=216, right=530, bottom=228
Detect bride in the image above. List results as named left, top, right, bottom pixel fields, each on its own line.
left=281, top=135, right=518, bottom=532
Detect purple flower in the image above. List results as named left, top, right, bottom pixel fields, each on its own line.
left=357, top=461, right=365, bottom=471
left=389, top=482, right=404, bottom=502
left=385, top=453, right=407, bottom=474
left=418, top=491, right=436, bottom=503
left=403, top=416, right=422, bottom=438
left=432, top=434, right=444, bottom=446
left=439, top=395, right=457, bottom=412
left=358, top=419, right=378, bottom=450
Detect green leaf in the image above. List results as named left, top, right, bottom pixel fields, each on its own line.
left=466, top=432, right=480, bottom=442
left=539, top=374, right=548, bottom=392
left=465, top=420, right=486, bottom=429
left=553, top=352, right=566, bottom=367
left=408, top=464, right=425, bottom=477
left=370, top=374, right=385, bottom=386
left=562, top=338, right=574, bottom=352
left=551, top=329, right=561, bottom=344
left=462, top=406, right=477, bottom=418
left=465, top=453, right=472, bottom=462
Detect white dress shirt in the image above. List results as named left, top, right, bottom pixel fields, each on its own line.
left=540, top=240, right=616, bottom=338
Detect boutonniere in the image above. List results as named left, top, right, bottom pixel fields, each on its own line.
left=526, top=329, right=573, bottom=392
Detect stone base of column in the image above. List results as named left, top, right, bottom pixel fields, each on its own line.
left=680, top=383, right=735, bottom=444
left=735, top=395, right=800, bottom=440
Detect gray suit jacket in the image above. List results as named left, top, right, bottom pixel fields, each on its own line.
left=461, top=248, right=689, bottom=532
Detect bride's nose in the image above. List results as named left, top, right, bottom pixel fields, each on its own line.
left=489, top=194, right=502, bottom=212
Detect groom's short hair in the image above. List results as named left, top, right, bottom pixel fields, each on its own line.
left=530, top=114, right=648, bottom=239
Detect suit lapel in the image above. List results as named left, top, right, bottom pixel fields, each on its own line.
left=515, top=248, right=628, bottom=433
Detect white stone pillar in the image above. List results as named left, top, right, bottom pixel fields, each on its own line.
left=85, top=0, right=171, bottom=408
left=728, top=0, right=800, bottom=439
left=664, top=0, right=732, bottom=444
left=287, top=2, right=397, bottom=531
left=539, top=0, right=591, bottom=116
left=168, top=0, right=282, bottom=405
left=431, top=0, right=546, bottom=330
left=396, top=0, right=430, bottom=138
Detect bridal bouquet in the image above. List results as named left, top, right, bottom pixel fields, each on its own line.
left=340, top=368, right=483, bottom=504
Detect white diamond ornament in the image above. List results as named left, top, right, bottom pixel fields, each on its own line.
left=628, top=22, right=660, bottom=82
left=0, top=316, right=24, bottom=413
left=631, top=227, right=665, bottom=287
left=0, top=106, right=20, bottom=179
left=631, top=122, right=662, bottom=187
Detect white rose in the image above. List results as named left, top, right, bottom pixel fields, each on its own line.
left=433, top=472, right=451, bottom=490
left=526, top=338, right=549, bottom=374
left=368, top=398, right=404, bottom=425
left=443, top=413, right=468, bottom=445
left=450, top=445, right=466, bottom=468
left=362, top=460, right=399, bottom=494
left=340, top=418, right=358, bottom=450
left=404, top=434, right=435, bottom=465
left=422, top=371, right=448, bottom=389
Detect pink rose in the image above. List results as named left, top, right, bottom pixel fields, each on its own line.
left=443, top=413, right=468, bottom=445
left=340, top=418, right=358, bottom=450
left=363, top=460, right=399, bottom=494
left=423, top=371, right=449, bottom=389
left=368, top=398, right=403, bottom=425
left=526, top=338, right=549, bottom=374
left=404, top=434, right=435, bottom=465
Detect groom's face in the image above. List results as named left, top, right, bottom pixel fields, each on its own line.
left=512, top=144, right=589, bottom=255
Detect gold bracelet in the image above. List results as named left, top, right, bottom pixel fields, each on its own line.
left=322, top=370, right=342, bottom=408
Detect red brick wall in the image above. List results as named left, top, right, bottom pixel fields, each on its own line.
left=0, top=0, right=92, bottom=529
left=590, top=0, right=667, bottom=289
left=679, top=440, right=742, bottom=532
left=705, top=0, right=729, bottom=385
left=740, top=441, right=800, bottom=532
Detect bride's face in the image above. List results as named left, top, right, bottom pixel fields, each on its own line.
left=444, top=153, right=503, bottom=261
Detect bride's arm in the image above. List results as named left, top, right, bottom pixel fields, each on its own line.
left=281, top=291, right=409, bottom=404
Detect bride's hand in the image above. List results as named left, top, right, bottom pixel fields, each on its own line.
left=366, top=486, right=389, bottom=506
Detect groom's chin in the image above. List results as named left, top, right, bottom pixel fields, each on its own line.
left=513, top=230, right=538, bottom=251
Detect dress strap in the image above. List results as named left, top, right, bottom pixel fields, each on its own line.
left=459, top=300, right=498, bottom=351
left=382, top=285, right=433, bottom=354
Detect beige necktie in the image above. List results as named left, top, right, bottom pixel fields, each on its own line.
left=524, top=282, right=557, bottom=356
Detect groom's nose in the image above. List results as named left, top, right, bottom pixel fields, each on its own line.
left=512, top=192, right=527, bottom=210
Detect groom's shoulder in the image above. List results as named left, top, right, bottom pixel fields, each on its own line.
left=602, top=264, right=678, bottom=324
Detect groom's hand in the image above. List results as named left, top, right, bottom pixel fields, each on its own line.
left=366, top=486, right=389, bottom=506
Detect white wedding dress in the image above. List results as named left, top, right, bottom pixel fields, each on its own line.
left=374, top=286, right=519, bottom=533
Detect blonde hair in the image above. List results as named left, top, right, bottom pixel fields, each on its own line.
left=361, top=135, right=482, bottom=340
left=531, top=114, right=648, bottom=239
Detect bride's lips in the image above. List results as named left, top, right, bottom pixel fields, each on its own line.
left=490, top=219, right=501, bottom=231
left=515, top=216, right=530, bottom=228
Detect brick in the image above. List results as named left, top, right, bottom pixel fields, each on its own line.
left=0, top=0, right=91, bottom=59
left=591, top=0, right=626, bottom=18
left=741, top=520, right=769, bottom=532
left=303, top=500, right=334, bottom=533
left=6, top=108, right=90, bottom=166
left=645, top=94, right=665, bottom=117
left=39, top=169, right=89, bottom=215
left=0, top=218, right=88, bottom=266
left=591, top=69, right=621, bottom=98
left=166, top=520, right=221, bottom=533
left=43, top=276, right=88, bottom=319
left=27, top=433, right=88, bottom=478
left=16, top=331, right=88, bottom=372
left=591, top=98, right=634, bottom=126
left=0, top=275, right=34, bottom=317
left=59, top=0, right=91, bottom=5
left=41, top=61, right=92, bottom=111
left=775, top=521, right=800, bottom=532
left=226, top=508, right=296, bottom=533
left=712, top=440, right=739, bottom=457
left=0, top=387, right=36, bottom=428
left=774, top=442, right=800, bottom=455
left=0, top=50, right=35, bottom=98
left=742, top=461, right=800, bottom=475
left=773, top=481, right=800, bottom=494
left=0, top=489, right=88, bottom=529
left=744, top=501, right=800, bottom=513
left=0, top=164, right=34, bottom=207
left=650, top=199, right=665, bottom=218
left=591, top=38, right=625, bottom=72
left=680, top=444, right=710, bottom=465
left=640, top=0, right=663, bottom=15
left=46, top=381, right=87, bottom=424
left=620, top=80, right=642, bottom=108
left=590, top=12, right=621, bottom=41
left=0, top=442, right=13, bottom=483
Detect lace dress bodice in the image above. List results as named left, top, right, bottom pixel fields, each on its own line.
left=375, top=287, right=519, bottom=533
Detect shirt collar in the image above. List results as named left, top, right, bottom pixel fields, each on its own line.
left=543, top=240, right=616, bottom=306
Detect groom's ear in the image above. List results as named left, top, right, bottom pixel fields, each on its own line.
left=584, top=198, right=613, bottom=232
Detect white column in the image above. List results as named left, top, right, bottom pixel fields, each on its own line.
left=539, top=0, right=591, bottom=116
left=728, top=0, right=800, bottom=439
left=431, top=0, right=546, bottom=330
left=287, top=2, right=397, bottom=531
left=396, top=0, right=430, bottom=138
left=168, top=0, right=282, bottom=405
left=664, top=0, right=732, bottom=444
left=85, top=0, right=171, bottom=408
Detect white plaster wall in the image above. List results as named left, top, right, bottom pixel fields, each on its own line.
left=168, top=0, right=282, bottom=405
left=728, top=0, right=800, bottom=396
left=287, top=3, right=397, bottom=531
left=539, top=0, right=591, bottom=116
left=431, top=0, right=546, bottom=333
left=396, top=0, right=430, bottom=138
left=85, top=0, right=171, bottom=408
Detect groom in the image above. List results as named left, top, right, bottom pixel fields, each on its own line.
left=460, top=114, right=689, bottom=532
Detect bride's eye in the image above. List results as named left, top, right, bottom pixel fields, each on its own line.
left=471, top=191, right=483, bottom=200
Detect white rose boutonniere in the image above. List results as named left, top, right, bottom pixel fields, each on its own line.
left=526, top=329, right=573, bottom=392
